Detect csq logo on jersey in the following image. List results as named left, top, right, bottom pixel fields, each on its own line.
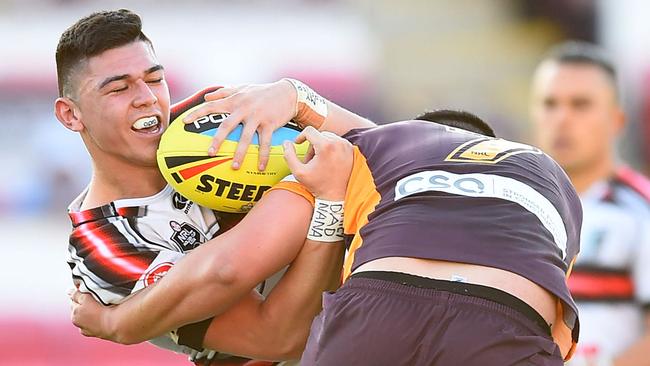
left=394, top=170, right=568, bottom=258
left=169, top=220, right=203, bottom=251
left=172, top=192, right=193, bottom=213
left=445, top=137, right=542, bottom=164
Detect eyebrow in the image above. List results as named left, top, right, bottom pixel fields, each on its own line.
left=97, top=64, right=165, bottom=90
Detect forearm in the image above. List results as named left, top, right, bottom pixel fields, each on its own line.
left=255, top=239, right=344, bottom=359
left=203, top=239, right=344, bottom=360
left=318, top=100, right=376, bottom=135
left=284, top=78, right=375, bottom=135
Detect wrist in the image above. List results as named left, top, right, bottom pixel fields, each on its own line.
left=102, top=306, right=121, bottom=342
left=307, top=198, right=344, bottom=243
left=104, top=306, right=138, bottom=344
left=277, top=79, right=299, bottom=120
left=282, top=78, right=328, bottom=130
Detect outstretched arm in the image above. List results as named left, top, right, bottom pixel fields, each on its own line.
left=180, top=79, right=375, bottom=169
left=71, top=189, right=336, bottom=345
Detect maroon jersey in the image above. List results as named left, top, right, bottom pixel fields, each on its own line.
left=275, top=120, right=582, bottom=358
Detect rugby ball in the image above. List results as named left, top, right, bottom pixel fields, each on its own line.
left=157, top=103, right=308, bottom=213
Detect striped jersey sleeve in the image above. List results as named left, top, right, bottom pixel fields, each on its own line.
left=68, top=209, right=184, bottom=305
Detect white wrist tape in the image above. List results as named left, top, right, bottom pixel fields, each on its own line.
left=307, top=199, right=344, bottom=242
left=283, top=78, right=328, bottom=129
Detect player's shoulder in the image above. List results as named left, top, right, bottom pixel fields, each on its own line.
left=613, top=166, right=650, bottom=204
left=68, top=187, right=171, bottom=228
left=170, top=86, right=223, bottom=121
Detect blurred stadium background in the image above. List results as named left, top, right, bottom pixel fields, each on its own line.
left=1, top=0, right=649, bottom=364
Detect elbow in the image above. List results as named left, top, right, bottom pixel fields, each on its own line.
left=198, top=256, right=239, bottom=289
left=272, top=333, right=308, bottom=361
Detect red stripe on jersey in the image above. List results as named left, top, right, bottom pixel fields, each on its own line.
left=616, top=166, right=650, bottom=202
left=567, top=271, right=634, bottom=299
left=69, top=209, right=97, bottom=226
left=73, top=220, right=150, bottom=281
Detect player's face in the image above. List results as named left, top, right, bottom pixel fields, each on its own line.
left=531, top=62, right=623, bottom=173
left=73, top=40, right=170, bottom=168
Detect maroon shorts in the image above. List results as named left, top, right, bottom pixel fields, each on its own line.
left=301, top=271, right=562, bottom=366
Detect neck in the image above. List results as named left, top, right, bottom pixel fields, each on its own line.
left=82, top=157, right=166, bottom=210
left=566, top=155, right=616, bottom=194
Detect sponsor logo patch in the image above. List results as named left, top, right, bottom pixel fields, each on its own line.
left=184, top=113, right=228, bottom=134
left=446, top=138, right=542, bottom=164
left=172, top=192, right=192, bottom=213
left=394, top=170, right=567, bottom=258
left=144, top=262, right=174, bottom=287
left=169, top=220, right=203, bottom=251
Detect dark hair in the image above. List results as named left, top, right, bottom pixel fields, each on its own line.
left=414, top=109, right=496, bottom=137
left=541, top=40, right=618, bottom=93
left=55, top=9, right=153, bottom=97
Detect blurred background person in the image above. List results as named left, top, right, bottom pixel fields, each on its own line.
left=531, top=40, right=650, bottom=366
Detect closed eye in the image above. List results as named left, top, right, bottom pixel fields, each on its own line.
left=110, top=86, right=128, bottom=93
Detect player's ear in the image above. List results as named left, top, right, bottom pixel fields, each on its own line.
left=55, top=97, right=84, bottom=132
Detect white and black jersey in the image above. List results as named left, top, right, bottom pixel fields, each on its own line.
left=68, top=185, right=225, bottom=305
left=67, top=185, right=252, bottom=361
left=567, top=167, right=650, bottom=364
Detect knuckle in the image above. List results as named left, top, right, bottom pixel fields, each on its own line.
left=235, top=147, right=248, bottom=158
left=321, top=141, right=335, bottom=152
left=259, top=149, right=270, bottom=157
left=221, top=118, right=237, bottom=128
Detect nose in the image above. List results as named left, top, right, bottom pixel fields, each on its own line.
left=554, top=106, right=573, bottom=129
left=132, top=79, right=158, bottom=108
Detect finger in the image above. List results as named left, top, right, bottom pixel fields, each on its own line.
left=304, top=143, right=315, bottom=163
left=203, top=86, right=239, bottom=101
left=283, top=141, right=305, bottom=176
left=71, top=305, right=81, bottom=325
left=257, top=128, right=273, bottom=171
left=182, top=99, right=232, bottom=124
left=294, top=126, right=323, bottom=146
left=232, top=122, right=258, bottom=169
left=208, top=112, right=244, bottom=156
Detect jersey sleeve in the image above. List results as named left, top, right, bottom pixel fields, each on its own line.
left=268, top=174, right=315, bottom=205
left=67, top=216, right=185, bottom=305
